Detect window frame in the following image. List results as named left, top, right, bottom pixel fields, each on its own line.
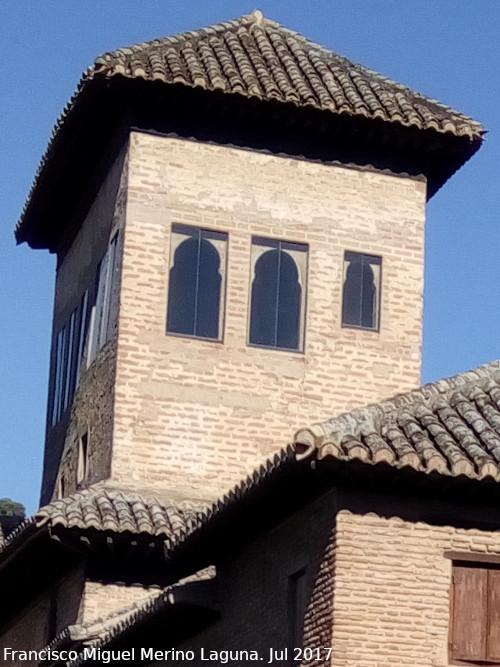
left=100, top=232, right=118, bottom=347
left=75, top=289, right=89, bottom=386
left=63, top=308, right=77, bottom=412
left=248, top=236, right=308, bottom=353
left=87, top=233, right=119, bottom=366
left=51, top=326, right=67, bottom=426
left=50, top=234, right=117, bottom=427
left=166, top=223, right=228, bottom=343
left=76, top=430, right=89, bottom=485
left=341, top=251, right=382, bottom=332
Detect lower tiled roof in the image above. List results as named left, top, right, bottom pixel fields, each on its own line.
left=165, top=361, right=500, bottom=556
left=43, top=588, right=166, bottom=662
left=69, top=589, right=177, bottom=666
left=37, top=361, right=500, bottom=658
left=296, top=360, right=500, bottom=481
left=60, top=572, right=216, bottom=666
left=34, top=486, right=201, bottom=539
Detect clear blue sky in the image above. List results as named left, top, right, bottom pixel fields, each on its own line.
left=1, top=1, right=499, bottom=514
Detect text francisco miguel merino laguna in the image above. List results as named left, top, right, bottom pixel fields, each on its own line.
left=4, top=647, right=331, bottom=663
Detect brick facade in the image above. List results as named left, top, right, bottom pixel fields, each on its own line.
left=33, top=126, right=431, bottom=659
left=0, top=565, right=84, bottom=665
left=1, top=595, right=54, bottom=667
left=5, top=488, right=495, bottom=667
left=0, top=562, right=156, bottom=660
left=8, top=13, right=487, bottom=666
left=110, top=131, right=426, bottom=503
left=332, top=508, right=500, bottom=667
left=145, top=490, right=500, bottom=667
left=44, top=127, right=427, bottom=505
left=159, top=492, right=338, bottom=667
left=80, top=581, right=159, bottom=626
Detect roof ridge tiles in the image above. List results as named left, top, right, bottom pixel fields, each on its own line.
left=91, top=13, right=258, bottom=71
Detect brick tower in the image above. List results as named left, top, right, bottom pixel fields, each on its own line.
left=16, top=12, right=483, bottom=506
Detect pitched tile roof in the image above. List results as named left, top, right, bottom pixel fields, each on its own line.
left=295, top=360, right=500, bottom=482
left=65, top=584, right=210, bottom=667
left=50, top=573, right=216, bottom=666
left=34, top=363, right=500, bottom=657
left=43, top=588, right=166, bottom=662
left=90, top=10, right=483, bottom=140
left=15, top=11, right=484, bottom=249
left=34, top=486, right=201, bottom=539
left=0, top=487, right=202, bottom=564
left=163, top=361, right=500, bottom=558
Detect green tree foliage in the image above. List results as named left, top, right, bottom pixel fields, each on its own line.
left=0, top=498, right=26, bottom=537
left=0, top=498, right=25, bottom=518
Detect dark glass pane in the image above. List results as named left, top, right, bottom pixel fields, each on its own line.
left=250, top=249, right=280, bottom=346
left=342, top=255, right=376, bottom=328
left=167, top=237, right=198, bottom=335
left=342, top=258, right=362, bottom=326
left=195, top=238, right=221, bottom=339
left=250, top=247, right=302, bottom=350
left=360, top=260, right=376, bottom=328
left=277, top=251, right=301, bottom=349
left=167, top=235, right=222, bottom=339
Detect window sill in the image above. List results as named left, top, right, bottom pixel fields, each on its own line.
left=341, top=323, right=380, bottom=333
left=247, top=342, right=304, bottom=354
left=166, top=330, right=224, bottom=344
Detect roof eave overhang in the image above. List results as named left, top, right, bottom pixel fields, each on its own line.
left=0, top=524, right=85, bottom=629
left=15, top=78, right=129, bottom=253
left=164, top=450, right=500, bottom=581
left=15, top=76, right=483, bottom=252
left=0, top=520, right=185, bottom=617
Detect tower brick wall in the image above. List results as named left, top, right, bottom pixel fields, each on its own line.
left=110, top=130, right=426, bottom=502
left=41, top=147, right=128, bottom=504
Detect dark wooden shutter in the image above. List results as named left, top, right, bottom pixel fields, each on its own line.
left=488, top=569, right=500, bottom=660
left=451, top=565, right=487, bottom=661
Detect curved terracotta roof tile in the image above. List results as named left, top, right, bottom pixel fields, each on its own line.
left=86, top=11, right=483, bottom=139
left=15, top=11, right=484, bottom=247
left=295, top=360, right=500, bottom=482
left=34, top=487, right=201, bottom=540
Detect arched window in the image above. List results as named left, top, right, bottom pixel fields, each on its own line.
left=249, top=238, right=308, bottom=351
left=167, top=225, right=227, bottom=340
left=342, top=252, right=381, bottom=330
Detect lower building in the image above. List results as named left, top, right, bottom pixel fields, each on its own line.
left=2, top=361, right=500, bottom=666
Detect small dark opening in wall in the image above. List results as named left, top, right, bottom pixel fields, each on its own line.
left=288, top=567, right=307, bottom=661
